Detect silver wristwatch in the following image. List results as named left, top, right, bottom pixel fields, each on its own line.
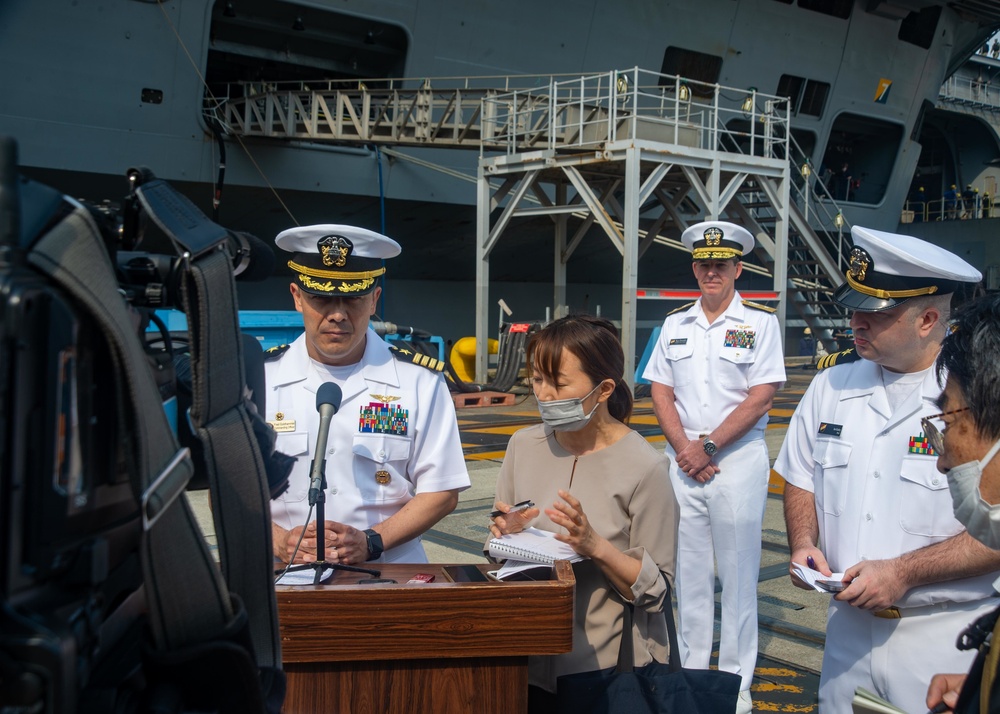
left=702, top=438, right=718, bottom=457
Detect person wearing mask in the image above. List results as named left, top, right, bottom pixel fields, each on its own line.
left=489, top=314, right=679, bottom=712
left=926, top=294, right=1000, bottom=713
left=776, top=227, right=1000, bottom=712
left=642, top=220, right=786, bottom=714
left=266, top=224, right=470, bottom=565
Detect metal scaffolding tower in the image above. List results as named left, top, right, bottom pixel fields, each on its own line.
left=473, top=69, right=793, bottom=385
left=209, top=68, right=851, bottom=387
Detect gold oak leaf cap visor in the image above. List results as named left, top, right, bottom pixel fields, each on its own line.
left=275, top=224, right=402, bottom=296
left=833, top=226, right=982, bottom=312
left=681, top=220, right=755, bottom=261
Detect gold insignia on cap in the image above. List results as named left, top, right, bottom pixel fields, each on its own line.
left=848, top=247, right=870, bottom=283
left=297, top=274, right=377, bottom=293
left=318, top=235, right=352, bottom=268
left=375, top=470, right=391, bottom=485
left=704, top=227, right=723, bottom=246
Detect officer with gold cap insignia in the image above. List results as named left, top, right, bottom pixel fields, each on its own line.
left=642, top=220, right=786, bottom=713
left=775, top=226, right=999, bottom=713
left=266, top=225, right=470, bottom=567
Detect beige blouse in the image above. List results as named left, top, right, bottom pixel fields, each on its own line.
left=493, top=424, right=679, bottom=692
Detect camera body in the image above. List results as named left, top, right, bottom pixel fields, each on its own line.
left=0, top=157, right=284, bottom=713
left=0, top=177, right=149, bottom=712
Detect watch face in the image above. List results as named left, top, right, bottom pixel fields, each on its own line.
left=365, top=529, right=384, bottom=559
left=703, top=439, right=718, bottom=456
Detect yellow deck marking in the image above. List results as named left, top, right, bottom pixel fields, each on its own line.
left=755, top=668, right=799, bottom=677
left=753, top=704, right=815, bottom=712
left=461, top=425, right=524, bottom=435
left=465, top=451, right=507, bottom=461
left=753, top=682, right=804, bottom=693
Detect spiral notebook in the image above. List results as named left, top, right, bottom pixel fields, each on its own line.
left=487, top=527, right=585, bottom=565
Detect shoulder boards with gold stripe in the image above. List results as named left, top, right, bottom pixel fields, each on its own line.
left=666, top=301, right=696, bottom=317
left=741, top=299, right=776, bottom=313
left=816, top=348, right=861, bottom=370
left=263, top=343, right=291, bottom=362
left=389, top=344, right=445, bottom=372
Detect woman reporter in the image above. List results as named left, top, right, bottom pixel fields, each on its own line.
left=489, top=314, right=679, bottom=710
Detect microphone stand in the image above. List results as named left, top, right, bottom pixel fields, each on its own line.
left=283, top=383, right=380, bottom=583
left=284, top=470, right=381, bottom=584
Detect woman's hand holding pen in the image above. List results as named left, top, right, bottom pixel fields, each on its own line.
left=488, top=499, right=539, bottom=538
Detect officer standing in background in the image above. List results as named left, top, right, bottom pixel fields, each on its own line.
left=776, top=226, right=1000, bottom=713
left=266, top=225, right=470, bottom=565
left=643, top=220, right=786, bottom=714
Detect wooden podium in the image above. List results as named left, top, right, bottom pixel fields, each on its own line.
left=277, top=562, right=575, bottom=714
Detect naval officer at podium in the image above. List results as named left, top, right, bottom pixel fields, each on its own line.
left=265, top=224, right=470, bottom=565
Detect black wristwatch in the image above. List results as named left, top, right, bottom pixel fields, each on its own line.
left=364, top=528, right=384, bottom=561
left=702, top=438, right=718, bottom=457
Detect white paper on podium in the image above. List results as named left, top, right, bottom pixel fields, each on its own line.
left=274, top=567, right=336, bottom=586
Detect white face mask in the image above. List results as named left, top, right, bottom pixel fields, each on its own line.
left=948, top=437, right=1000, bottom=549
left=537, top=382, right=603, bottom=432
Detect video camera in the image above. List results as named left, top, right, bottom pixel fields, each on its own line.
left=0, top=140, right=287, bottom=713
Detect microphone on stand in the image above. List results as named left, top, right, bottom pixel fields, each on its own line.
left=308, top=382, right=342, bottom=507
left=284, top=380, right=380, bottom=582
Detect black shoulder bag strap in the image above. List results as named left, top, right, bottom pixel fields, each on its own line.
left=135, top=180, right=283, bottom=691
left=616, top=576, right=681, bottom=673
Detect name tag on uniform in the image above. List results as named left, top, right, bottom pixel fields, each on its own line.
left=668, top=338, right=688, bottom=345
left=268, top=412, right=296, bottom=433
left=818, top=422, right=843, bottom=437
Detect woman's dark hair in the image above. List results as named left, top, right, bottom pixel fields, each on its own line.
left=937, top=293, right=1000, bottom=440
left=527, top=314, right=633, bottom=424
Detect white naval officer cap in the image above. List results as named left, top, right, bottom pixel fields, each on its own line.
left=833, top=226, right=982, bottom=312
left=681, top=221, right=755, bottom=261
left=275, top=224, right=401, bottom=296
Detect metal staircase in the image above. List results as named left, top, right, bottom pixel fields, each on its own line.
left=731, top=132, right=853, bottom=345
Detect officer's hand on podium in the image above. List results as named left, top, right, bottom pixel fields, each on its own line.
left=325, top=521, right=367, bottom=565
left=273, top=520, right=341, bottom=564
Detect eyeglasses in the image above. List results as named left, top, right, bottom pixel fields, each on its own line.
left=920, top=407, right=971, bottom=456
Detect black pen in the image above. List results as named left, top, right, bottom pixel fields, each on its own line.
left=807, top=555, right=817, bottom=570
left=490, top=500, right=534, bottom=518
left=928, top=703, right=951, bottom=714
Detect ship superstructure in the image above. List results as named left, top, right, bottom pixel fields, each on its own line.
left=1, top=0, right=998, bottom=351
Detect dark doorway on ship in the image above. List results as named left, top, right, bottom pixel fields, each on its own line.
left=912, top=110, right=1000, bottom=222
left=817, top=114, right=903, bottom=205
left=204, top=0, right=408, bottom=101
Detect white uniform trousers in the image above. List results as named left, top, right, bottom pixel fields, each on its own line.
left=819, top=597, right=995, bottom=713
left=668, top=438, right=769, bottom=690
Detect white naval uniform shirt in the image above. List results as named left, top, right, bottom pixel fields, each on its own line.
left=774, top=359, right=996, bottom=606
left=641, top=291, right=786, bottom=437
left=265, top=329, right=470, bottom=563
